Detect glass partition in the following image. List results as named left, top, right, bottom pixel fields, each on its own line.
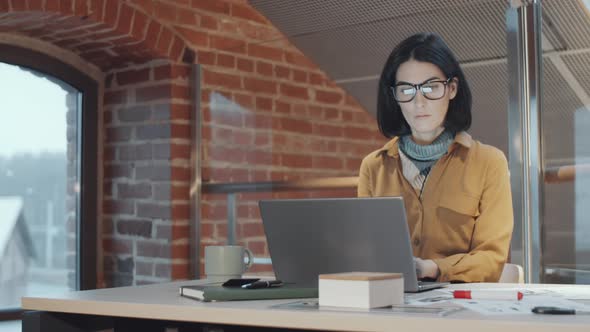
left=540, top=0, right=590, bottom=283
left=198, top=1, right=510, bottom=278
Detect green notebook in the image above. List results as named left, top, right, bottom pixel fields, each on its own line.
left=179, top=284, right=318, bottom=302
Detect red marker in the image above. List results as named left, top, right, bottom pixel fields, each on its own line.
left=453, top=290, right=524, bottom=301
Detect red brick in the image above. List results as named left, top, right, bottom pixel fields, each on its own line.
left=313, top=123, right=343, bottom=138
left=169, top=36, right=185, bottom=61
left=171, top=85, right=191, bottom=101
left=237, top=58, right=253, bottom=72
left=244, top=77, right=276, bottom=94
left=116, top=68, right=150, bottom=86
left=313, top=156, right=343, bottom=169
left=60, top=0, right=74, bottom=14
left=346, top=126, right=374, bottom=140
left=104, top=0, right=119, bottom=27
left=240, top=222, right=265, bottom=238
left=256, top=61, right=272, bottom=76
left=323, top=107, right=341, bottom=120
left=200, top=14, right=218, bottom=30
left=280, top=83, right=308, bottom=100
left=248, top=43, right=282, bottom=62
left=309, top=73, right=325, bottom=85
left=210, top=35, right=246, bottom=53
left=274, top=65, right=290, bottom=79
left=171, top=223, right=190, bottom=239
left=136, top=85, right=171, bottom=102
left=171, top=103, right=191, bottom=121
left=231, top=3, right=266, bottom=23
left=115, top=4, right=134, bottom=34
left=217, top=53, right=235, bottom=68
left=282, top=153, right=312, bottom=168
left=144, top=20, right=162, bottom=50
left=197, top=50, right=215, bottom=65
left=103, top=238, right=133, bottom=255
left=104, top=90, right=127, bottom=105
left=131, top=11, right=149, bottom=40
left=234, top=93, right=254, bottom=109
left=172, top=203, right=190, bottom=220
left=274, top=100, right=290, bottom=114
left=244, top=113, right=272, bottom=129
left=285, top=51, right=316, bottom=68
left=346, top=157, right=362, bottom=172
left=137, top=241, right=170, bottom=258
left=255, top=96, right=272, bottom=111
left=132, top=0, right=153, bottom=14
left=29, top=0, right=44, bottom=10
left=293, top=70, right=308, bottom=83
left=176, top=26, right=208, bottom=47
left=154, top=1, right=176, bottom=22
left=316, top=90, right=343, bottom=104
left=178, top=10, right=196, bottom=25
left=171, top=123, right=191, bottom=139
left=245, top=150, right=272, bottom=165
left=208, top=146, right=246, bottom=164
left=203, top=69, right=241, bottom=90
left=202, top=204, right=227, bottom=220
left=157, top=28, right=174, bottom=55
left=280, top=118, right=312, bottom=133
left=46, top=0, right=59, bottom=12
left=171, top=184, right=189, bottom=201
left=191, top=0, right=230, bottom=14
left=10, top=0, right=26, bottom=10
left=219, top=20, right=238, bottom=34
left=74, top=0, right=89, bottom=16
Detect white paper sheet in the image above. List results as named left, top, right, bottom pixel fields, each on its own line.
left=452, top=295, right=590, bottom=315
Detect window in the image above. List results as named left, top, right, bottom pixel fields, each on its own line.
left=0, top=45, right=98, bottom=327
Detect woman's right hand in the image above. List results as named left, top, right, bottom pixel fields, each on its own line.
left=413, top=257, right=440, bottom=279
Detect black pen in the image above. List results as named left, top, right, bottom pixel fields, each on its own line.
left=532, top=306, right=590, bottom=315
left=241, top=280, right=283, bottom=289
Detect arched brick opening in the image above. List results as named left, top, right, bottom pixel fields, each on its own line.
left=0, top=0, right=194, bottom=287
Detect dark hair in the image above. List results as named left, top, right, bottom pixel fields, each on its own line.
left=377, top=32, right=472, bottom=138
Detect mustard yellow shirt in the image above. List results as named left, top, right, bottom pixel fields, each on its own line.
left=358, top=132, right=513, bottom=282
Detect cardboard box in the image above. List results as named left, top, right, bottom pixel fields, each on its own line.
left=319, top=272, right=404, bottom=308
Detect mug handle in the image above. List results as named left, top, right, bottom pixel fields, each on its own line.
left=244, top=248, right=254, bottom=269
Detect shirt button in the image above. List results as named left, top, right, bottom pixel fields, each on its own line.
left=413, top=238, right=420, bottom=246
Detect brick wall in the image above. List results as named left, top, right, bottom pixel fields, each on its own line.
left=0, top=0, right=385, bottom=286
left=158, top=0, right=385, bottom=275
left=102, top=60, right=193, bottom=285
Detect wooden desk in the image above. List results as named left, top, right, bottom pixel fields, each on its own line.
left=21, top=281, right=590, bottom=332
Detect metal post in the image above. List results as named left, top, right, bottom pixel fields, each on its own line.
left=227, top=193, right=236, bottom=245
left=506, top=0, right=543, bottom=283
left=190, top=64, right=202, bottom=278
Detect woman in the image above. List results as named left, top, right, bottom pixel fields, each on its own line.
left=358, top=32, right=513, bottom=282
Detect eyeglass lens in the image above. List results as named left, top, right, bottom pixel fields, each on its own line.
left=393, top=81, right=446, bottom=102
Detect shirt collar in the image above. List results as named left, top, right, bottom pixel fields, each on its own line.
left=377, top=131, right=473, bottom=158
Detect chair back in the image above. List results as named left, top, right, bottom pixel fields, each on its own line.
left=499, top=263, right=524, bottom=283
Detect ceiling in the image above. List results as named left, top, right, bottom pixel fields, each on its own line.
left=248, top=0, right=590, bottom=164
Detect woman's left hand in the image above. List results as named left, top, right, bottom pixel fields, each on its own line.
left=414, top=257, right=440, bottom=279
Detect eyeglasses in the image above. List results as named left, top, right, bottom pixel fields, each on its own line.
left=391, top=77, right=452, bottom=103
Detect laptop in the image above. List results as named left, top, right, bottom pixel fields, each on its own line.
left=258, top=197, right=448, bottom=292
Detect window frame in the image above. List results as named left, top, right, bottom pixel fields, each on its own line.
left=0, top=44, right=98, bottom=320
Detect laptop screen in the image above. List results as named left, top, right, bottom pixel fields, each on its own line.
left=259, top=197, right=421, bottom=291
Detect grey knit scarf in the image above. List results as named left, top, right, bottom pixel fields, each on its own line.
left=398, top=130, right=454, bottom=175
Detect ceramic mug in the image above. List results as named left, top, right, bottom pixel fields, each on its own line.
left=204, top=245, right=254, bottom=282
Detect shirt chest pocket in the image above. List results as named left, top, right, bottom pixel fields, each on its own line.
left=435, top=192, right=480, bottom=254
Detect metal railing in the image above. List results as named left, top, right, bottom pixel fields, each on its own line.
left=197, top=165, right=586, bottom=270
left=201, top=176, right=358, bottom=265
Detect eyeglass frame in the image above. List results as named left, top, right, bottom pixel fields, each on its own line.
left=390, top=77, right=454, bottom=103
